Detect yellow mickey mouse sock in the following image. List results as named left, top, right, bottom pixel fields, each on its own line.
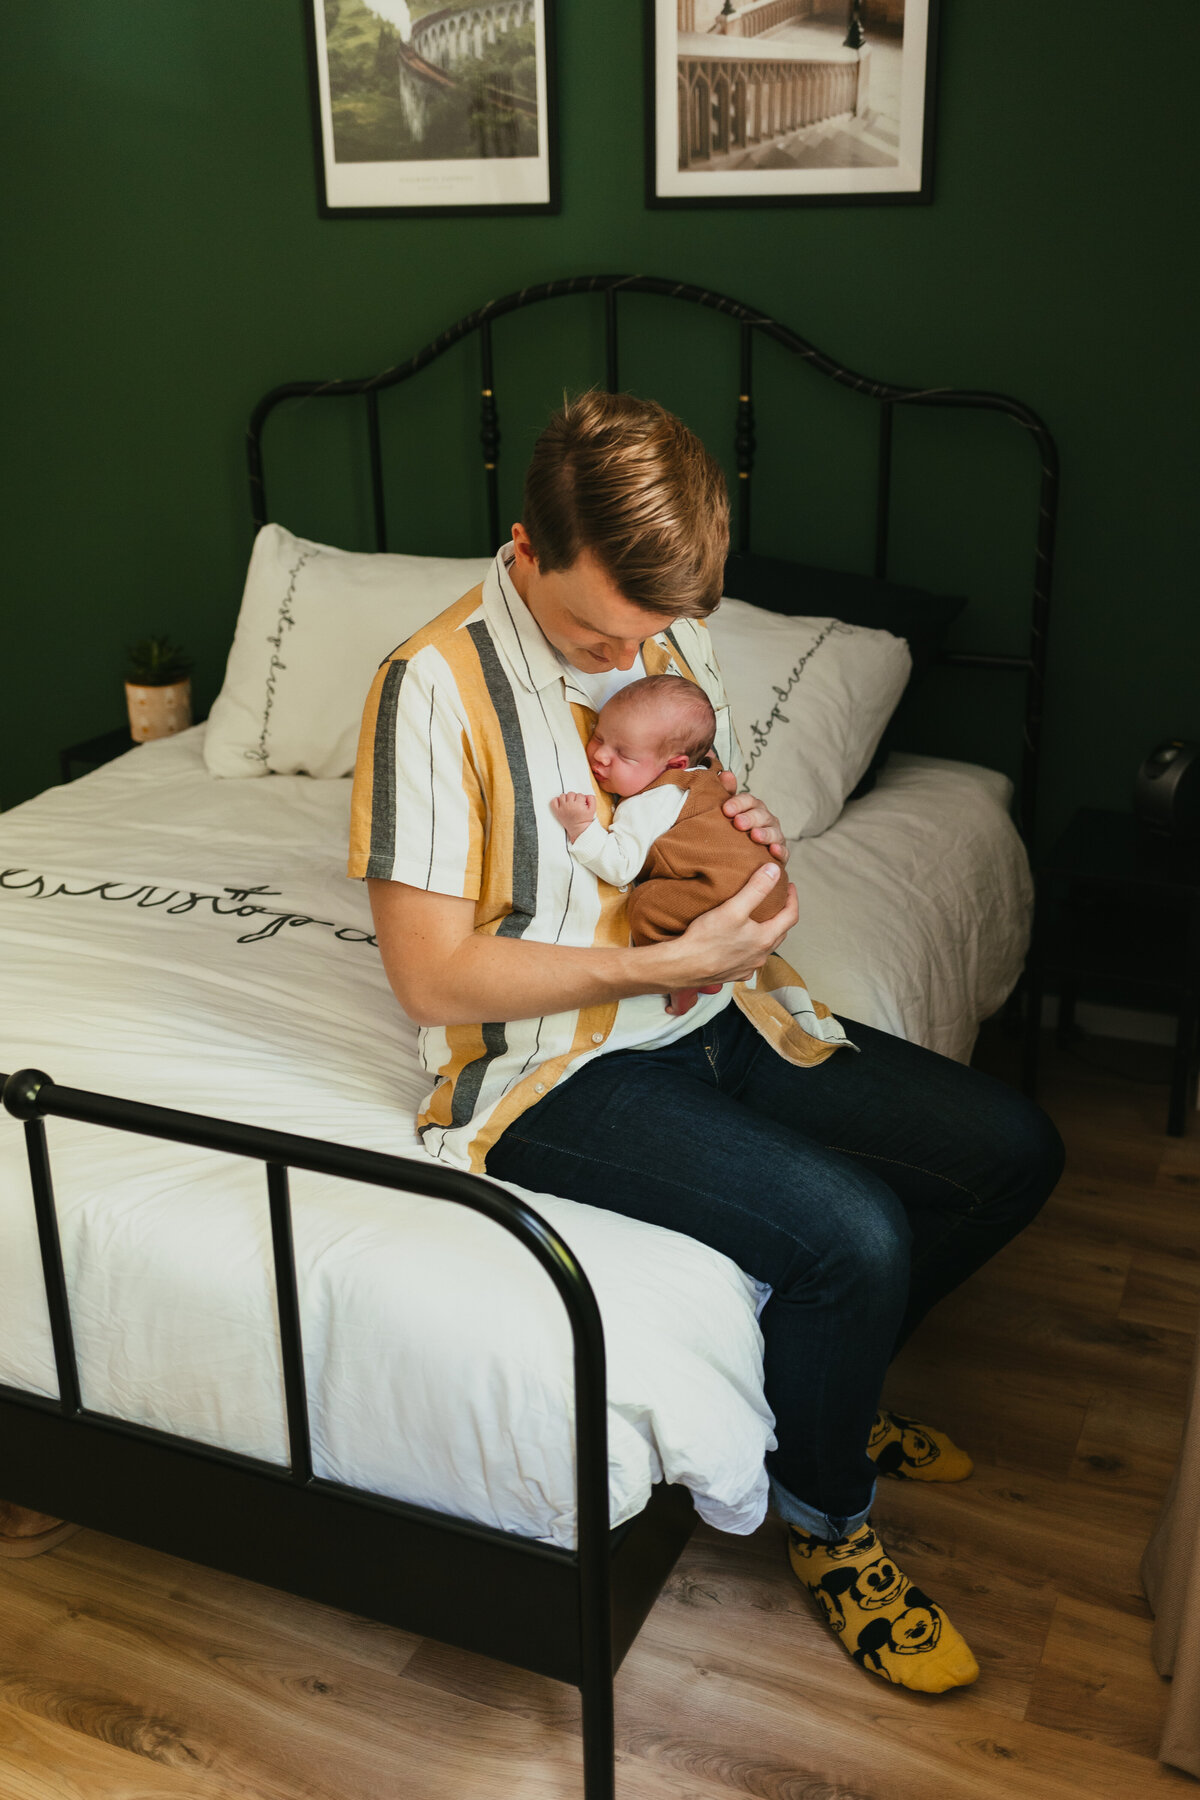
left=788, top=1522, right=979, bottom=1693
left=867, top=1409, right=974, bottom=1483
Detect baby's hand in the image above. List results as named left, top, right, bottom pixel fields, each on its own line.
left=551, top=792, right=596, bottom=842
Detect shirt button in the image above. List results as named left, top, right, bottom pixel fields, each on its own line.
left=534, top=1082, right=545, bottom=1094
left=591, top=1031, right=604, bottom=1044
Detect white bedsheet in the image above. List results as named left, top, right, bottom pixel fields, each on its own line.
left=0, top=729, right=1030, bottom=1546
left=786, top=752, right=1032, bottom=1063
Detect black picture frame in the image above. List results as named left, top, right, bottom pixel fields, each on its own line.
left=645, top=0, right=939, bottom=210
left=303, top=0, right=560, bottom=219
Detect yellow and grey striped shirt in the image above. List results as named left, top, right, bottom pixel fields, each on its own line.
left=349, top=548, right=851, bottom=1172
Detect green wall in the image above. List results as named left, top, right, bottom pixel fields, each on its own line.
left=2, top=2, right=1195, bottom=845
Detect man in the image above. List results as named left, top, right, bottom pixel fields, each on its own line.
left=351, top=391, right=1064, bottom=1693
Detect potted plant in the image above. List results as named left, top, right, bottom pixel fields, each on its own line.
left=125, top=636, right=194, bottom=742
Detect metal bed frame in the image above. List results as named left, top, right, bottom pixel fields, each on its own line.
left=2, top=277, right=1059, bottom=1799
left=248, top=274, right=1058, bottom=843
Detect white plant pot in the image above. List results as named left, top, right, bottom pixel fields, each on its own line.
left=125, top=677, right=192, bottom=743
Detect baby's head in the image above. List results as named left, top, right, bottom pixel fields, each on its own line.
left=586, top=676, right=716, bottom=798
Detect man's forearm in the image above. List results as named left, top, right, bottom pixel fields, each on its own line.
left=367, top=869, right=790, bottom=1030
left=399, top=930, right=676, bottom=1026
left=367, top=880, right=683, bottom=1026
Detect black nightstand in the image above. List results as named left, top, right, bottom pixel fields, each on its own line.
left=1023, top=808, right=1200, bottom=1134
left=59, top=725, right=135, bottom=784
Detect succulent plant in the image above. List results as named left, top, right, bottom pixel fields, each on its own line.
left=126, top=636, right=193, bottom=687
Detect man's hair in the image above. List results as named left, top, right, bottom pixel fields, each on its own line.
left=521, top=391, right=729, bottom=618
left=607, top=675, right=716, bottom=767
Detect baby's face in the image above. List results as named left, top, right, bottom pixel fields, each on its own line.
left=586, top=706, right=676, bottom=798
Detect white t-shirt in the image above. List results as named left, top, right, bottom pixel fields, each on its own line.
left=554, top=651, right=647, bottom=709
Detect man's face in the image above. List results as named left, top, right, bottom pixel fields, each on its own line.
left=509, top=525, right=679, bottom=672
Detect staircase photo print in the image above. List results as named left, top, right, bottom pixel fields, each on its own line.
left=647, top=0, right=937, bottom=207
left=306, top=0, right=558, bottom=214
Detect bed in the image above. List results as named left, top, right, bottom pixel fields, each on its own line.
left=0, top=276, right=1057, bottom=1799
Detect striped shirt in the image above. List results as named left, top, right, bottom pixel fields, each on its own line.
left=349, top=547, right=851, bottom=1172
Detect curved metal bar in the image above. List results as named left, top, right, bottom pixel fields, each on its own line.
left=604, top=286, right=619, bottom=395
left=735, top=323, right=754, bottom=555
left=243, top=273, right=1059, bottom=843
left=479, top=319, right=501, bottom=551
left=19, top=1111, right=81, bottom=1418
left=874, top=401, right=893, bottom=580
left=266, top=1161, right=313, bottom=1486
left=0, top=1067, right=612, bottom=1698
left=245, top=274, right=1058, bottom=459
left=366, top=390, right=387, bottom=551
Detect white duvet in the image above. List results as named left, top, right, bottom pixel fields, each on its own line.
left=0, top=729, right=1030, bottom=1546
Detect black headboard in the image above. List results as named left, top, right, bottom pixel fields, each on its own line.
left=246, top=275, right=1059, bottom=841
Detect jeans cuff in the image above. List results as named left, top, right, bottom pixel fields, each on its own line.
left=768, top=1472, right=875, bottom=1544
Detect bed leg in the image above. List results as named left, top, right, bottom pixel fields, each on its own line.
left=580, top=1666, right=615, bottom=1800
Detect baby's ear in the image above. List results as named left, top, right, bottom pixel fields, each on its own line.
left=665, top=753, right=690, bottom=769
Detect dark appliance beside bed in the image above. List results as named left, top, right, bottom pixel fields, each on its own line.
left=0, top=276, right=1059, bottom=1800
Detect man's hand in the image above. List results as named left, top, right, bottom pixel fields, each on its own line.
left=717, top=770, right=788, bottom=864
left=550, top=791, right=596, bottom=842
left=367, top=861, right=795, bottom=1031
left=658, top=862, right=798, bottom=995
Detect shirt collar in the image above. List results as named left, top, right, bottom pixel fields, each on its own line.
left=483, top=545, right=569, bottom=695
left=482, top=544, right=682, bottom=702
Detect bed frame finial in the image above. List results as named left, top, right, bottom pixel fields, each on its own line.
left=1, top=1069, right=52, bottom=1122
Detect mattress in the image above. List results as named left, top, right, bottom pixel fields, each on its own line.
left=0, top=729, right=1030, bottom=1546
left=788, top=751, right=1032, bottom=1063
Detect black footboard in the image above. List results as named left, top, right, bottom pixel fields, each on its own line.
left=0, top=1068, right=698, bottom=1799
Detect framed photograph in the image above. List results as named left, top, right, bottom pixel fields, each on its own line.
left=646, top=0, right=938, bottom=208
left=304, top=0, right=558, bottom=216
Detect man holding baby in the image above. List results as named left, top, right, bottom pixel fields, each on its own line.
left=352, top=390, right=1063, bottom=1692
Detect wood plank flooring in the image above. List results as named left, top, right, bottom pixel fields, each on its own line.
left=2, top=1025, right=1197, bottom=1797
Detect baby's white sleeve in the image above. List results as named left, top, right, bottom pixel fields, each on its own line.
left=567, top=787, right=688, bottom=886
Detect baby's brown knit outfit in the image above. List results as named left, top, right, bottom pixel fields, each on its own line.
left=625, top=765, right=789, bottom=946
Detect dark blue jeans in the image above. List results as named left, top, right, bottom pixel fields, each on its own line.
left=486, top=1005, right=1064, bottom=1540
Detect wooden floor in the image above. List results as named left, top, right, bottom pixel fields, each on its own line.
left=3, top=1027, right=1198, bottom=1798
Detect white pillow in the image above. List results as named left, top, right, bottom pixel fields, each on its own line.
left=204, top=524, right=493, bottom=778
left=706, top=596, right=912, bottom=839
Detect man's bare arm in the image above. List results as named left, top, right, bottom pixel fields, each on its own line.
left=369, top=866, right=798, bottom=1027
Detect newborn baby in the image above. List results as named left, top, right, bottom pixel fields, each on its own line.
left=550, top=674, right=789, bottom=1012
